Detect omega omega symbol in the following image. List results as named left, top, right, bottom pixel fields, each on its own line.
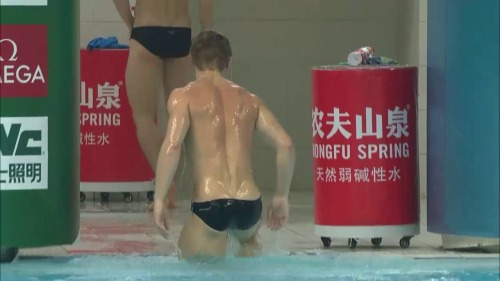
left=0, top=38, right=19, bottom=62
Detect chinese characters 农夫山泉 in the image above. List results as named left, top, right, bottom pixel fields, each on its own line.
left=315, top=166, right=401, bottom=183
left=80, top=81, right=122, bottom=110
left=80, top=132, right=111, bottom=146
left=312, top=106, right=410, bottom=140
left=0, top=163, right=42, bottom=184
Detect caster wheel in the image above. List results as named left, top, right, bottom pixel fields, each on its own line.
left=348, top=238, right=358, bottom=249
left=147, top=191, right=155, bottom=202
left=79, top=192, right=86, bottom=203
left=399, top=237, right=411, bottom=248
left=100, top=192, right=110, bottom=202
left=321, top=237, right=332, bottom=248
left=371, top=237, right=382, bottom=247
left=0, top=247, right=18, bottom=263
left=123, top=192, right=133, bottom=203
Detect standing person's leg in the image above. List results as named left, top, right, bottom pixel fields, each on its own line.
left=125, top=40, right=164, bottom=171
left=177, top=214, right=228, bottom=259
left=229, top=198, right=264, bottom=257
left=230, top=222, right=262, bottom=257
left=162, top=55, right=194, bottom=208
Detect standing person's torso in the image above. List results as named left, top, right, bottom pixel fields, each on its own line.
left=183, top=78, right=262, bottom=202
left=134, top=0, right=191, bottom=27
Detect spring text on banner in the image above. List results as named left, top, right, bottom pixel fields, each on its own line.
left=312, top=106, right=411, bottom=160
left=80, top=81, right=123, bottom=146
left=315, top=166, right=401, bottom=183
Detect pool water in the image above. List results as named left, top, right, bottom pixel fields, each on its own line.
left=1, top=253, right=499, bottom=281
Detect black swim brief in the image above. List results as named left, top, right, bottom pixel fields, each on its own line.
left=191, top=197, right=262, bottom=232
left=130, top=26, right=191, bottom=59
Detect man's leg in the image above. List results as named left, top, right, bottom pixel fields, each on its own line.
left=125, top=40, right=164, bottom=170
left=230, top=221, right=262, bottom=257
left=178, top=213, right=228, bottom=259
left=162, top=55, right=194, bottom=208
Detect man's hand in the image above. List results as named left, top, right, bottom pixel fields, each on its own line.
left=267, top=195, right=289, bottom=231
left=153, top=200, right=170, bottom=239
left=113, top=0, right=134, bottom=33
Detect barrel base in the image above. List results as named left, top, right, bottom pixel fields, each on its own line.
left=0, top=247, right=18, bottom=263
left=80, top=181, right=154, bottom=193
left=315, top=223, right=420, bottom=238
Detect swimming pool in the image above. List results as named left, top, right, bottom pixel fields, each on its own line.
left=1, top=253, right=499, bottom=281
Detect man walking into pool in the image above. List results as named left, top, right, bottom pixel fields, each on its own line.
left=153, top=30, right=296, bottom=259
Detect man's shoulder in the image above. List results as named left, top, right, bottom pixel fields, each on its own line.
left=226, top=81, right=261, bottom=102
left=167, top=85, right=191, bottom=107
left=171, top=82, right=195, bottom=97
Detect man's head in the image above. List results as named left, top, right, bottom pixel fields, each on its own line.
left=190, top=30, right=232, bottom=72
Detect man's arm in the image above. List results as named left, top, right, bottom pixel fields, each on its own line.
left=154, top=89, right=190, bottom=205
left=113, top=0, right=134, bottom=31
left=255, top=98, right=295, bottom=197
left=199, top=0, right=214, bottom=30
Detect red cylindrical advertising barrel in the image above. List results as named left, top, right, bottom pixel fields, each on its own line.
left=79, top=50, right=154, bottom=200
left=311, top=66, right=419, bottom=248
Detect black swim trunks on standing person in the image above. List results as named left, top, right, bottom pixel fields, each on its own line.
left=130, top=26, right=191, bottom=59
left=191, top=198, right=263, bottom=232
